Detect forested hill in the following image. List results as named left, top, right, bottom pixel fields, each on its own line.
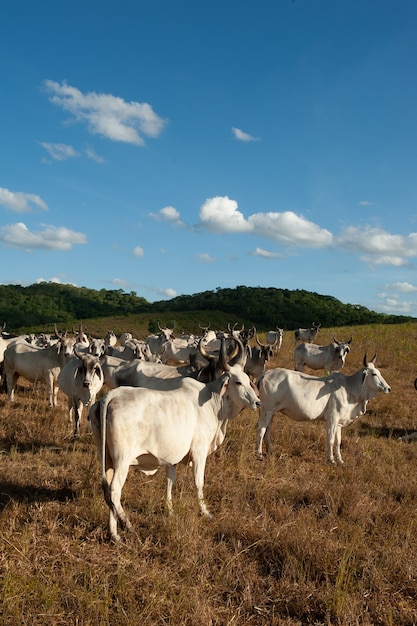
left=0, top=282, right=414, bottom=333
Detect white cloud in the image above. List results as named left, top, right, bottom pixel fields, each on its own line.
left=0, top=222, right=87, bottom=251
left=150, top=206, right=184, bottom=226
left=232, top=127, right=260, bottom=142
left=40, top=142, right=80, bottom=161
left=155, top=287, right=177, bottom=298
left=383, top=281, right=417, bottom=293
left=85, top=146, right=106, bottom=163
left=0, top=186, right=48, bottom=213
left=248, top=211, right=333, bottom=247
left=195, top=253, right=216, bottom=263
left=198, top=197, right=333, bottom=247
left=338, top=226, right=417, bottom=267
left=251, top=247, right=283, bottom=259
left=133, top=245, right=144, bottom=257
left=199, top=196, right=251, bottom=233
left=111, top=278, right=130, bottom=288
left=359, top=200, right=373, bottom=206
left=44, top=79, right=168, bottom=145
left=360, top=255, right=413, bottom=268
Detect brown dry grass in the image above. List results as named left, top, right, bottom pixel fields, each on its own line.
left=1, top=323, right=417, bottom=625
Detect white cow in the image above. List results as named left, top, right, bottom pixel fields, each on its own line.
left=266, top=328, right=284, bottom=352
left=294, top=322, right=321, bottom=344
left=4, top=335, right=76, bottom=406
left=256, top=355, right=391, bottom=465
left=294, top=337, right=352, bottom=373
left=58, top=349, right=104, bottom=436
left=89, top=354, right=260, bottom=541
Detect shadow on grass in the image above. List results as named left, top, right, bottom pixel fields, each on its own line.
left=356, top=420, right=416, bottom=440
left=0, top=481, right=76, bottom=510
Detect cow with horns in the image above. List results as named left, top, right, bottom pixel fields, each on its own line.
left=89, top=338, right=260, bottom=542
left=256, top=355, right=391, bottom=465
left=294, top=322, right=321, bottom=344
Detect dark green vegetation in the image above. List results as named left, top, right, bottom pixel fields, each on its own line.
left=0, top=282, right=414, bottom=333
left=1, top=323, right=417, bottom=625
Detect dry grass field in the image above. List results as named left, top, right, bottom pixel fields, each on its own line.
left=1, top=322, right=417, bottom=625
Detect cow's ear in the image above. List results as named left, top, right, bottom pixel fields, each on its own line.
left=73, top=367, right=80, bottom=381
left=361, top=370, right=367, bottom=386
left=219, top=373, right=230, bottom=397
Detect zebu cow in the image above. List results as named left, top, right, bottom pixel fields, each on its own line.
left=266, top=327, right=284, bottom=352
left=256, top=356, right=391, bottom=464
left=244, top=336, right=274, bottom=381
left=89, top=354, right=260, bottom=542
left=58, top=349, right=104, bottom=436
left=4, top=335, right=76, bottom=406
left=294, top=322, right=321, bottom=344
left=294, top=337, right=352, bottom=373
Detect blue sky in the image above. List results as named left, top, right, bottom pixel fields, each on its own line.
left=1, top=0, right=417, bottom=316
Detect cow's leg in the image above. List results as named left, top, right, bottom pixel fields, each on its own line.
left=67, top=398, right=73, bottom=428
left=5, top=370, right=18, bottom=401
left=165, top=464, right=177, bottom=515
left=73, top=398, right=83, bottom=437
left=192, top=453, right=211, bottom=518
left=334, top=424, right=344, bottom=465
left=326, top=416, right=338, bottom=464
left=108, top=461, right=132, bottom=541
left=256, top=410, right=274, bottom=458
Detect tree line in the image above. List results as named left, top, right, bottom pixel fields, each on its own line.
left=0, top=282, right=414, bottom=334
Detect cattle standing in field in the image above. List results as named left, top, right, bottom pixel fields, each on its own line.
left=294, top=322, right=321, bottom=344
left=89, top=342, right=260, bottom=542
left=256, top=355, right=391, bottom=465
left=294, top=337, right=352, bottom=373
left=266, top=327, right=284, bottom=352
left=58, top=349, right=104, bottom=437
left=4, top=334, right=76, bottom=406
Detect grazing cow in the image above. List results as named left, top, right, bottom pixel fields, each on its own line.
left=89, top=356, right=260, bottom=542
left=294, top=322, right=321, bottom=344
left=58, top=349, right=104, bottom=436
left=294, top=337, right=352, bottom=373
left=266, top=328, right=284, bottom=352
left=4, top=335, right=76, bottom=406
left=256, top=355, right=391, bottom=464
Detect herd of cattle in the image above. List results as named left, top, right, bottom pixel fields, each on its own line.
left=0, top=321, right=392, bottom=542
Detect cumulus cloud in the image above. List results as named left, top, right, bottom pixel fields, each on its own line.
left=40, top=142, right=80, bottom=161
left=251, top=247, right=283, bottom=259
left=383, top=281, right=417, bottom=293
left=248, top=211, right=333, bottom=247
left=232, top=127, right=260, bottom=142
left=133, top=245, right=144, bottom=257
left=199, top=196, right=251, bottom=233
left=338, top=226, right=417, bottom=267
left=0, top=222, right=87, bottom=251
left=359, top=200, right=373, bottom=206
left=155, top=287, right=177, bottom=298
left=150, top=206, right=184, bottom=226
left=0, top=186, right=48, bottom=213
left=198, top=197, right=333, bottom=247
left=43, top=79, right=168, bottom=145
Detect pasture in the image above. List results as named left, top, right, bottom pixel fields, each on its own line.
left=1, top=322, right=417, bottom=625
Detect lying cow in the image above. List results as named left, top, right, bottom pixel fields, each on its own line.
left=294, top=337, right=352, bottom=373
left=256, top=355, right=391, bottom=464
left=89, top=353, right=260, bottom=542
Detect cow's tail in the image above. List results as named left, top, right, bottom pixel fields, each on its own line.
left=100, top=394, right=114, bottom=511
